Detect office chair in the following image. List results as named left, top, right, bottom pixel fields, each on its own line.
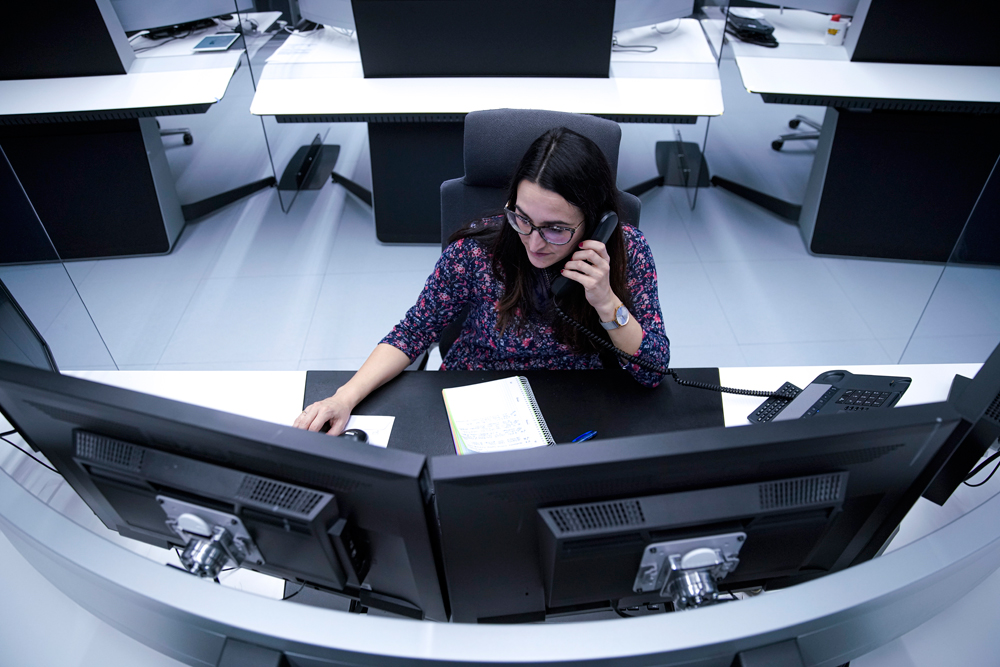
left=432, top=108, right=642, bottom=362
left=0, top=278, right=58, bottom=372
left=772, top=115, right=821, bottom=151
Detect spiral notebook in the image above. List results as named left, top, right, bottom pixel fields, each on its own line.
left=442, top=377, right=555, bottom=455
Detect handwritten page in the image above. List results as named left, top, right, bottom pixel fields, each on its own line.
left=442, top=377, right=554, bottom=455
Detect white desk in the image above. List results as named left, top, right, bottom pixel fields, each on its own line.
left=249, top=19, right=723, bottom=242
left=252, top=19, right=723, bottom=121
left=717, top=9, right=1000, bottom=264
left=2, top=365, right=999, bottom=666
left=727, top=10, right=1000, bottom=110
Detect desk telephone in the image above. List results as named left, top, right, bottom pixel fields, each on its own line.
left=747, top=371, right=911, bottom=424
left=549, top=213, right=913, bottom=411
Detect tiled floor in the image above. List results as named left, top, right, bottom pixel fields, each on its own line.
left=2, top=57, right=998, bottom=372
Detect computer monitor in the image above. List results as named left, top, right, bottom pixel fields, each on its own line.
left=298, top=0, right=356, bottom=30
left=110, top=0, right=254, bottom=33
left=613, top=0, right=694, bottom=32
left=351, top=0, right=616, bottom=78
left=0, top=280, right=58, bottom=373
left=0, top=362, right=447, bottom=621
left=432, top=402, right=965, bottom=623
left=922, top=341, right=1000, bottom=505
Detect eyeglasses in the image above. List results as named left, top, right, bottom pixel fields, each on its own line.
left=504, top=206, right=583, bottom=246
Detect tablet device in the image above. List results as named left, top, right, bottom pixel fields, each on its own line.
left=192, top=34, right=240, bottom=52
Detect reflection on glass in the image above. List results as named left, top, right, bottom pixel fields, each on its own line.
left=902, top=156, right=1000, bottom=364
left=614, top=2, right=723, bottom=210
left=0, top=148, right=116, bottom=370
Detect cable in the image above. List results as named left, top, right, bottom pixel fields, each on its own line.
left=133, top=33, right=188, bottom=54
left=552, top=301, right=790, bottom=398
left=1, top=433, right=59, bottom=474
left=964, top=450, right=1000, bottom=488
left=653, top=19, right=682, bottom=35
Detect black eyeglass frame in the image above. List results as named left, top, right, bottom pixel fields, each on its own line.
left=503, top=206, right=585, bottom=246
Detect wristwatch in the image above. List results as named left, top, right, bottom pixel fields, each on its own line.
left=600, top=303, right=630, bottom=330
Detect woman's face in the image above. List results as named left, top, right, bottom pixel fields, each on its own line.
left=513, top=180, right=587, bottom=269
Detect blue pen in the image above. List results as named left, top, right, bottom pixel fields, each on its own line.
left=571, top=430, right=597, bottom=443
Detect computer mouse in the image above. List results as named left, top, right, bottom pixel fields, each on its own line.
left=341, top=428, right=369, bottom=443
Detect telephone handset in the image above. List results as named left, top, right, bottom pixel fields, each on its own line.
left=550, top=211, right=619, bottom=300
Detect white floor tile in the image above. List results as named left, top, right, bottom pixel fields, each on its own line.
left=877, top=338, right=910, bottom=363
left=910, top=266, right=1000, bottom=338
left=822, top=258, right=945, bottom=339
left=155, top=360, right=300, bottom=371
left=301, top=271, right=431, bottom=362
left=669, top=345, right=748, bottom=368
left=0, top=264, right=81, bottom=333
left=705, top=259, right=874, bottom=345
left=325, top=197, right=442, bottom=275
left=42, top=297, right=117, bottom=370
left=657, top=261, right=739, bottom=347
left=740, top=340, right=893, bottom=367
left=62, top=260, right=98, bottom=286
left=203, top=187, right=346, bottom=279
left=680, top=188, right=809, bottom=262
left=897, top=335, right=1000, bottom=365
left=158, top=275, right=325, bottom=365
left=631, top=187, right=702, bottom=265
left=71, top=269, right=200, bottom=367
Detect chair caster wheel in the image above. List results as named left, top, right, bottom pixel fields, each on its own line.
left=183, top=133, right=193, bottom=145
left=771, top=140, right=784, bottom=151
left=788, top=119, right=801, bottom=129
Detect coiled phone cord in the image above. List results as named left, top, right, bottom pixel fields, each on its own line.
left=553, top=303, right=792, bottom=399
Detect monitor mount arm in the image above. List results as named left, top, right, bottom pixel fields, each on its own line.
left=158, top=496, right=265, bottom=580
left=632, top=532, right=746, bottom=610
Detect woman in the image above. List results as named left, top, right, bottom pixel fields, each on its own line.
left=295, top=127, right=670, bottom=436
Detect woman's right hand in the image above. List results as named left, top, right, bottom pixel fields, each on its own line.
left=294, top=394, right=355, bottom=436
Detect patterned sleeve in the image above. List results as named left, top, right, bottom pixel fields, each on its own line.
left=621, top=226, right=670, bottom=387
left=380, top=238, right=480, bottom=361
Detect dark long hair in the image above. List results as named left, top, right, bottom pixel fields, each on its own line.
left=451, top=127, right=632, bottom=354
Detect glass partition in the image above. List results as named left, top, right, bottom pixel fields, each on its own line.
left=0, top=147, right=116, bottom=370
left=0, top=0, right=287, bottom=371
left=901, top=156, right=1000, bottom=364
left=616, top=1, right=725, bottom=211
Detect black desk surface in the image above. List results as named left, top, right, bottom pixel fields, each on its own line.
left=304, top=368, right=725, bottom=458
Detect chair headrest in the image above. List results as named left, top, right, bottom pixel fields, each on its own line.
left=463, top=109, right=622, bottom=188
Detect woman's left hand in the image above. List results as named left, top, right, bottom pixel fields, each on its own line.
left=560, top=240, right=620, bottom=320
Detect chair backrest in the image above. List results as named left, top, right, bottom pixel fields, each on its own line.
left=0, top=278, right=58, bottom=372
left=440, top=108, right=641, bottom=248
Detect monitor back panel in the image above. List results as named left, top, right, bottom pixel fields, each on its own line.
left=353, top=0, right=615, bottom=78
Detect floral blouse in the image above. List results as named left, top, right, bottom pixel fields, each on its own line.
left=380, top=222, right=670, bottom=387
